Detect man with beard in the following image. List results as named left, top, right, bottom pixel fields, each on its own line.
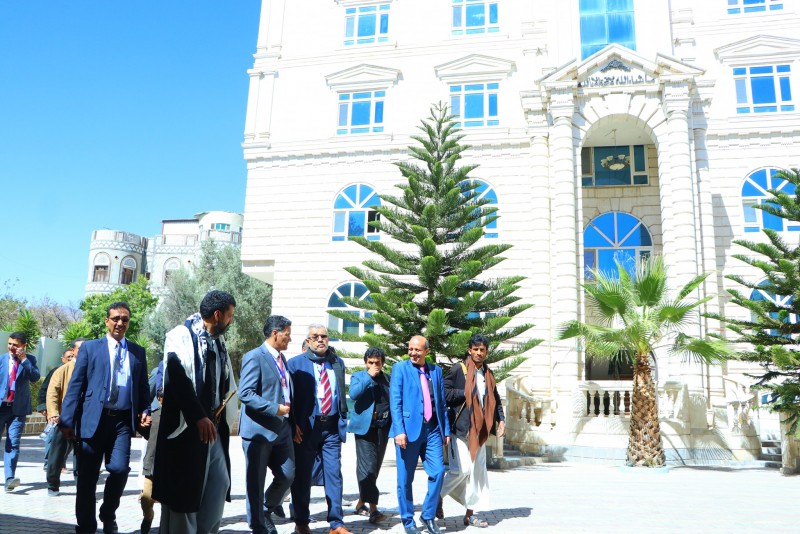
left=153, top=290, right=238, bottom=534
left=287, top=324, right=351, bottom=534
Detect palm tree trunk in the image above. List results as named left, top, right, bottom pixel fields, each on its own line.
left=626, top=352, right=665, bottom=467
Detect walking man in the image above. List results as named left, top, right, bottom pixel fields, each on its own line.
left=1, top=332, right=41, bottom=492
left=440, top=333, right=505, bottom=528
left=390, top=335, right=450, bottom=534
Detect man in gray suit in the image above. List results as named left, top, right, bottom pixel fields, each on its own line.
left=239, top=315, right=296, bottom=534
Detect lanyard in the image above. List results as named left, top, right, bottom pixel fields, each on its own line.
left=272, top=354, right=287, bottom=386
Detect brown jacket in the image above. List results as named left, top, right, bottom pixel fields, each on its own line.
left=46, top=359, right=76, bottom=419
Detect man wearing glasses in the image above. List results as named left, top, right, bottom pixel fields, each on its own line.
left=287, top=324, right=351, bottom=534
left=59, top=302, right=151, bottom=534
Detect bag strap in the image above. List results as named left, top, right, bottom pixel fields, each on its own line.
left=452, top=362, right=469, bottom=424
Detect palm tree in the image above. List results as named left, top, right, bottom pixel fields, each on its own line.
left=558, top=256, right=732, bottom=467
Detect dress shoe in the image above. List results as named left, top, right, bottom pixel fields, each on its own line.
left=420, top=517, right=441, bottom=534
left=262, top=513, right=278, bottom=534
left=269, top=504, right=286, bottom=519
left=294, top=524, right=312, bottom=534
left=329, top=527, right=353, bottom=534
left=5, top=477, right=20, bottom=492
left=140, top=518, right=152, bottom=534
left=101, top=519, right=119, bottom=534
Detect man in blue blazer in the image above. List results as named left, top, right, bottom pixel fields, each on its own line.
left=239, top=315, right=295, bottom=534
left=390, top=335, right=450, bottom=534
left=1, top=331, right=41, bottom=492
left=60, top=302, right=150, bottom=534
left=287, top=324, right=351, bottom=534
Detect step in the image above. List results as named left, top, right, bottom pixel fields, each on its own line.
left=759, top=454, right=782, bottom=462
left=761, top=446, right=781, bottom=455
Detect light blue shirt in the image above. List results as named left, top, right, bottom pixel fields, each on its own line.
left=313, top=360, right=338, bottom=416
left=104, top=335, right=131, bottom=410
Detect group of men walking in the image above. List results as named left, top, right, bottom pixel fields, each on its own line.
left=0, top=289, right=506, bottom=534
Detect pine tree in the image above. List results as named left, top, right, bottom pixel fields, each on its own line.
left=711, top=168, right=800, bottom=432
left=332, top=104, right=540, bottom=379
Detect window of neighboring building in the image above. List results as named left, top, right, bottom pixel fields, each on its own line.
left=344, top=4, right=390, bottom=45
left=584, top=212, right=653, bottom=280
left=741, top=168, right=800, bottom=233
left=727, top=0, right=783, bottom=15
left=337, top=90, right=385, bottom=134
left=579, top=0, right=636, bottom=60
left=451, top=0, right=498, bottom=35
left=92, top=253, right=111, bottom=283
left=120, top=256, right=137, bottom=285
left=212, top=223, right=231, bottom=231
left=460, top=179, right=499, bottom=238
left=581, top=145, right=648, bottom=187
left=332, top=184, right=382, bottom=242
left=327, top=281, right=375, bottom=339
left=450, top=83, right=498, bottom=127
left=734, top=65, right=794, bottom=114
left=163, top=257, right=181, bottom=286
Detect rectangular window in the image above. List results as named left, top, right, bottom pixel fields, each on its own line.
left=734, top=65, right=794, bottom=114
left=93, top=266, right=109, bottom=283
left=581, top=145, right=648, bottom=187
left=450, top=83, right=499, bottom=127
left=579, top=0, right=636, bottom=60
left=212, top=223, right=230, bottom=231
left=366, top=210, right=380, bottom=240
left=344, top=4, right=390, bottom=45
left=452, top=0, right=498, bottom=36
left=120, top=268, right=135, bottom=285
left=727, top=0, right=783, bottom=15
left=337, top=91, right=385, bottom=135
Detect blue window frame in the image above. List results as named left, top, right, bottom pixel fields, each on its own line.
left=337, top=91, right=385, bottom=134
left=450, top=83, right=498, bottom=127
left=734, top=65, right=794, bottom=114
left=728, top=0, right=783, bottom=15
left=741, top=168, right=800, bottom=233
left=581, top=145, right=647, bottom=187
left=750, top=284, right=797, bottom=337
left=579, top=0, right=636, bottom=60
left=584, top=212, right=653, bottom=280
left=452, top=0, right=498, bottom=35
left=461, top=179, right=499, bottom=238
left=327, top=282, right=374, bottom=339
left=344, top=4, right=390, bottom=45
left=332, top=184, right=381, bottom=242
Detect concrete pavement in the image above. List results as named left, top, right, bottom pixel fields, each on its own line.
left=1, top=435, right=797, bottom=533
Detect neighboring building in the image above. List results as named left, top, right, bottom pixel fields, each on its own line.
left=240, top=1, right=799, bottom=466
left=85, top=211, right=243, bottom=297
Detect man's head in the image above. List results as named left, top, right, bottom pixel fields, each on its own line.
left=407, top=335, right=429, bottom=366
left=70, top=338, right=86, bottom=360
left=263, top=315, right=292, bottom=352
left=467, top=333, right=489, bottom=368
left=105, top=302, right=131, bottom=342
left=306, top=324, right=329, bottom=356
left=8, top=332, right=27, bottom=357
left=62, top=348, right=73, bottom=364
left=364, top=347, right=386, bottom=368
left=199, top=290, right=236, bottom=336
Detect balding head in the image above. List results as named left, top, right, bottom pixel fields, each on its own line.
left=407, top=335, right=429, bottom=366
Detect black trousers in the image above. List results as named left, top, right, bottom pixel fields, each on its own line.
left=354, top=424, right=390, bottom=504
left=46, top=426, right=74, bottom=490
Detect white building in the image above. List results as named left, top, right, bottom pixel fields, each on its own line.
left=240, top=0, right=799, bottom=467
left=85, top=211, right=243, bottom=297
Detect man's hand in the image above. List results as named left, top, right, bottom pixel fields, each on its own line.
left=277, top=404, right=290, bottom=416
left=40, top=410, right=47, bottom=418
left=139, top=413, right=152, bottom=428
left=61, top=427, right=75, bottom=440
left=445, top=435, right=450, bottom=447
left=496, top=420, right=506, bottom=438
left=196, top=417, right=217, bottom=444
left=293, top=425, right=303, bottom=444
left=13, top=345, right=26, bottom=360
left=49, top=416, right=59, bottom=424
left=367, top=366, right=380, bottom=378
left=395, top=433, right=408, bottom=449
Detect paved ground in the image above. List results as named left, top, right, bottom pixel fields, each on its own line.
left=1, top=435, right=797, bottom=533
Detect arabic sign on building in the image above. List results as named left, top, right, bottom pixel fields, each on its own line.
left=579, top=59, right=655, bottom=88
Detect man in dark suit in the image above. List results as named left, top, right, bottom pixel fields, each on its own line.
left=287, top=324, right=351, bottom=534
left=59, top=302, right=150, bottom=534
left=390, top=335, right=450, bottom=534
left=1, top=331, right=41, bottom=492
left=239, top=315, right=295, bottom=534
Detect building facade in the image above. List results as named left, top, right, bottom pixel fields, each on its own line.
left=85, top=211, right=243, bottom=297
left=240, top=0, right=799, bottom=465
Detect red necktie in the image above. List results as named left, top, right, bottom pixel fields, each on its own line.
left=319, top=363, right=332, bottom=415
left=8, top=358, right=19, bottom=402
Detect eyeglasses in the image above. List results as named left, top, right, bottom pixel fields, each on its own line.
left=108, top=316, right=130, bottom=323
left=308, top=334, right=328, bottom=341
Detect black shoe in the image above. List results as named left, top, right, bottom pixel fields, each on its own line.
left=140, top=518, right=152, bottom=534
left=263, top=513, right=278, bottom=534
left=101, top=520, right=118, bottom=534
left=269, top=505, right=286, bottom=519
left=420, top=517, right=441, bottom=534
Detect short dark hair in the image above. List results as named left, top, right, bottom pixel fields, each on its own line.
left=9, top=332, right=27, bottom=345
left=364, top=347, right=386, bottom=363
left=199, top=290, right=236, bottom=320
left=70, top=338, right=87, bottom=350
left=106, top=301, right=131, bottom=318
left=468, top=333, right=490, bottom=349
left=263, top=315, right=292, bottom=337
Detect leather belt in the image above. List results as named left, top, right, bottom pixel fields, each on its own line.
left=103, top=408, right=129, bottom=418
left=0, top=401, right=13, bottom=407
left=315, top=414, right=339, bottom=423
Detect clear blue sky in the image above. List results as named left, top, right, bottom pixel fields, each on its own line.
left=1, top=1, right=261, bottom=305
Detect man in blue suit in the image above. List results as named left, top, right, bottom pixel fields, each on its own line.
left=390, top=335, right=450, bottom=534
left=60, top=302, right=151, bottom=534
left=1, top=331, right=41, bottom=492
left=239, top=315, right=295, bottom=534
left=287, top=324, right=351, bottom=534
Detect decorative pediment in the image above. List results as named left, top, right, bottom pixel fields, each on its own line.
left=434, top=54, right=515, bottom=83
left=715, top=35, right=800, bottom=65
left=325, top=64, right=402, bottom=91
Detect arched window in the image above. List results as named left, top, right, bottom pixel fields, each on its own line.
left=92, top=253, right=111, bottom=283
left=327, top=282, right=375, bottom=339
left=750, top=283, right=798, bottom=337
left=741, top=168, right=800, bottom=233
left=332, top=184, right=381, bottom=242
left=584, top=212, right=653, bottom=279
left=120, top=256, right=137, bottom=285
left=163, top=257, right=181, bottom=286
left=461, top=179, right=499, bottom=238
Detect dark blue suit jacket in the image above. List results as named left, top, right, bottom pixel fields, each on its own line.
left=389, top=359, right=450, bottom=443
left=0, top=352, right=40, bottom=416
left=60, top=337, right=149, bottom=438
left=287, top=350, right=348, bottom=443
